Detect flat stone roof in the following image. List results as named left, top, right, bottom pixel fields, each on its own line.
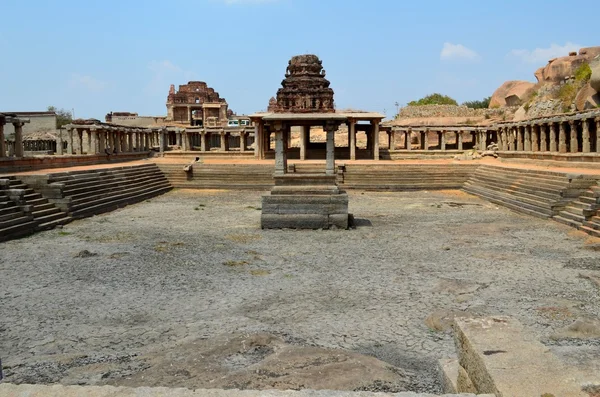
left=250, top=112, right=385, bottom=121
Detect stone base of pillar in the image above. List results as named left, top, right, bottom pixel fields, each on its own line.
left=261, top=174, right=348, bottom=230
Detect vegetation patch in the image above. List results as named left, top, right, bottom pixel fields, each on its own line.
left=574, top=63, right=592, bottom=82
left=462, top=96, right=490, bottom=109
left=557, top=83, right=578, bottom=112
left=408, top=93, right=457, bottom=106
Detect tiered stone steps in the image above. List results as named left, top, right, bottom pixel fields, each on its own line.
left=157, top=163, right=274, bottom=190
left=342, top=164, right=478, bottom=190
left=553, top=183, right=600, bottom=229
left=582, top=215, right=600, bottom=237
left=47, top=163, right=172, bottom=218
left=463, top=165, right=596, bottom=219
left=6, top=178, right=71, bottom=231
left=0, top=190, right=37, bottom=242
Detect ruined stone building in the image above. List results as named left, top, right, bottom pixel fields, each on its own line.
left=166, top=81, right=232, bottom=127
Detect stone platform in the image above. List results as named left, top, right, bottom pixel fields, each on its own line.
left=261, top=174, right=349, bottom=229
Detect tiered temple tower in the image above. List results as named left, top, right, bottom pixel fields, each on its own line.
left=268, top=54, right=335, bottom=113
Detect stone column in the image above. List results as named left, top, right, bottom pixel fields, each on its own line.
left=176, top=130, right=182, bottom=147
left=390, top=129, right=396, bottom=150
left=524, top=126, right=531, bottom=151
left=274, top=123, right=287, bottom=175
left=406, top=128, right=412, bottom=150
left=349, top=120, right=356, bottom=160
left=373, top=121, right=380, bottom=160
left=440, top=131, right=446, bottom=150
left=531, top=125, right=539, bottom=152
left=239, top=131, right=246, bottom=152
left=480, top=131, right=487, bottom=151
left=254, top=123, right=261, bottom=158
left=91, top=129, right=98, bottom=154
left=325, top=122, right=336, bottom=175
left=517, top=126, right=523, bottom=151
left=549, top=123, right=557, bottom=152
left=56, top=128, right=63, bottom=155
left=0, top=119, right=6, bottom=158
left=457, top=131, right=463, bottom=151
left=423, top=129, right=430, bottom=150
left=224, top=131, right=230, bottom=151
left=159, top=130, right=165, bottom=156
left=200, top=131, right=207, bottom=152
left=582, top=119, right=590, bottom=153
left=558, top=122, right=567, bottom=153
left=540, top=124, right=547, bottom=152
left=12, top=122, right=24, bottom=157
left=299, top=125, right=308, bottom=160
left=569, top=120, right=578, bottom=153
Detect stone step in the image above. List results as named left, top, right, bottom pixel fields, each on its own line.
left=464, top=183, right=556, bottom=211
left=553, top=215, right=583, bottom=229
left=69, top=179, right=171, bottom=211
left=0, top=220, right=37, bottom=241
left=32, top=206, right=63, bottom=218
left=580, top=225, right=600, bottom=237
left=0, top=211, right=27, bottom=223
left=477, top=164, right=577, bottom=179
left=0, top=214, right=34, bottom=229
left=463, top=185, right=552, bottom=218
left=468, top=174, right=566, bottom=197
left=49, top=166, right=160, bottom=186
left=65, top=172, right=168, bottom=200
left=471, top=170, right=569, bottom=191
left=583, top=217, right=600, bottom=230
left=61, top=170, right=165, bottom=194
left=0, top=205, right=20, bottom=217
left=70, top=185, right=172, bottom=218
left=466, top=177, right=562, bottom=202
left=35, top=213, right=71, bottom=230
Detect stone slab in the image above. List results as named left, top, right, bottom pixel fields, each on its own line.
left=438, top=359, right=459, bottom=394
left=453, top=316, right=596, bottom=396
left=274, top=174, right=337, bottom=186
left=261, top=213, right=329, bottom=229
left=0, top=384, right=493, bottom=397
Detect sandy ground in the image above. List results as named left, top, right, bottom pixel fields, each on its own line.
left=1, top=189, right=599, bottom=392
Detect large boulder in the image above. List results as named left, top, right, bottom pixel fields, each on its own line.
left=536, top=47, right=600, bottom=83
left=575, top=82, right=600, bottom=110
left=489, top=80, right=536, bottom=108
left=590, top=58, right=600, bottom=92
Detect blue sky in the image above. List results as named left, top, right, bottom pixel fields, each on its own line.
left=0, top=0, right=593, bottom=119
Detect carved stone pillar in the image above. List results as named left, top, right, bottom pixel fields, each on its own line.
left=274, top=123, right=287, bottom=175
left=390, top=129, right=396, bottom=150
left=200, top=132, right=207, bottom=152
left=558, top=122, right=567, bottom=153
left=240, top=131, right=247, bottom=152
left=524, top=125, right=531, bottom=151
left=349, top=121, right=356, bottom=159
left=569, top=120, right=578, bottom=153
left=406, top=129, right=412, bottom=150
left=13, top=121, right=24, bottom=157
left=531, top=125, right=539, bottom=152
left=582, top=118, right=590, bottom=153
left=325, top=122, right=337, bottom=175
left=540, top=124, right=547, bottom=152
left=440, top=131, right=446, bottom=150
left=549, top=123, right=557, bottom=152
left=219, top=130, right=226, bottom=151
left=254, top=123, right=261, bottom=158
left=300, top=125, right=309, bottom=160
left=517, top=126, right=523, bottom=151
left=422, top=130, right=429, bottom=151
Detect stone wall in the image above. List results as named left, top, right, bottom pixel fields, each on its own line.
left=397, top=105, right=515, bottom=119
left=2, top=113, right=56, bottom=138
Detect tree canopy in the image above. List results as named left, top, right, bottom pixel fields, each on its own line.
left=407, top=93, right=458, bottom=106
left=47, top=106, right=73, bottom=129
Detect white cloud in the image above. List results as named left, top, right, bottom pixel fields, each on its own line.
left=440, top=43, right=480, bottom=61
left=509, top=42, right=582, bottom=64
left=69, top=74, right=107, bottom=92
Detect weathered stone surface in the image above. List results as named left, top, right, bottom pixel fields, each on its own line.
left=590, top=60, right=600, bottom=93
left=489, top=81, right=535, bottom=108
left=261, top=213, right=329, bottom=229
left=438, top=359, right=458, bottom=393
left=328, top=213, right=349, bottom=229
left=575, top=82, right=600, bottom=111
left=453, top=316, right=594, bottom=396
left=551, top=317, right=600, bottom=340
left=536, top=54, right=589, bottom=83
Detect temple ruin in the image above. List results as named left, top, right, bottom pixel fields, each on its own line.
left=166, top=81, right=231, bottom=127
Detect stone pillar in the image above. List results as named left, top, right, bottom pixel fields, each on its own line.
left=274, top=123, right=287, bottom=175
left=56, top=128, right=63, bottom=155
left=0, top=120, right=6, bottom=158
left=406, top=131, right=411, bottom=150
left=569, top=120, right=578, bottom=153
left=480, top=131, right=487, bottom=151
left=300, top=125, right=308, bottom=160
left=200, top=132, right=207, bottom=152
left=77, top=129, right=84, bottom=155
left=349, top=120, right=356, bottom=160
left=523, top=126, right=531, bottom=151
left=549, top=123, right=557, bottom=152
left=254, top=123, right=261, bottom=158
left=373, top=121, right=380, bottom=160
left=12, top=122, right=24, bottom=157
left=218, top=130, right=224, bottom=151
left=240, top=131, right=247, bottom=152
left=423, top=130, right=429, bottom=150
left=159, top=130, right=165, bottom=156
left=457, top=131, right=463, bottom=151
left=540, top=124, right=547, bottom=152
left=531, top=125, right=539, bottom=152
left=390, top=129, right=396, bottom=150
left=325, top=122, right=336, bottom=175
left=558, top=122, right=567, bottom=153
left=176, top=130, right=182, bottom=147
left=517, top=126, right=523, bottom=151
left=91, top=129, right=98, bottom=154
left=582, top=119, right=590, bottom=153
left=440, top=131, right=446, bottom=150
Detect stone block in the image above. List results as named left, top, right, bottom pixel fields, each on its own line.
left=453, top=316, right=593, bottom=396
left=261, top=214, right=328, bottom=229
left=328, top=213, right=348, bottom=229
left=438, top=358, right=459, bottom=393
left=277, top=204, right=331, bottom=215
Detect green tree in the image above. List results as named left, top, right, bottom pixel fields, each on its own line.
left=462, top=96, right=491, bottom=109
left=407, top=93, right=458, bottom=106
left=47, top=106, right=73, bottom=129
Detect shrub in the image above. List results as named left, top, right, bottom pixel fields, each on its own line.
left=574, top=63, right=592, bottom=82
left=462, top=97, right=491, bottom=109
left=557, top=83, right=577, bottom=112
left=407, top=93, right=458, bottom=106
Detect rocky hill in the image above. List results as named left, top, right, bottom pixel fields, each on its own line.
left=490, top=46, right=600, bottom=120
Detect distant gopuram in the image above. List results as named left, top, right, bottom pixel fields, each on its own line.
left=268, top=54, right=335, bottom=113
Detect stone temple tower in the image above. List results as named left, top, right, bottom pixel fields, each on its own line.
left=269, top=54, right=335, bottom=113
